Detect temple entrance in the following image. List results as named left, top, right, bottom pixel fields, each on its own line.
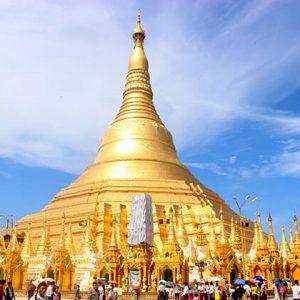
left=162, top=269, right=173, bottom=281
left=100, top=272, right=109, bottom=281
left=47, top=267, right=55, bottom=279
left=230, top=268, right=238, bottom=284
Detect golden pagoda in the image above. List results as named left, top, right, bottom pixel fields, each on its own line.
left=4, top=15, right=300, bottom=291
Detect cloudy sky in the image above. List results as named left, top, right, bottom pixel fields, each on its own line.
left=1, top=0, right=300, bottom=241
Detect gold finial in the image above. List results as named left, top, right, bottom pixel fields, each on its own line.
left=128, top=14, right=148, bottom=71
left=133, top=10, right=145, bottom=40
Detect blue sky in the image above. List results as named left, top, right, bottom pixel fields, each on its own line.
left=0, top=0, right=300, bottom=242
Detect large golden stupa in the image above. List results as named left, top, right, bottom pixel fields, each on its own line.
left=17, top=15, right=242, bottom=252
left=1, top=16, right=299, bottom=292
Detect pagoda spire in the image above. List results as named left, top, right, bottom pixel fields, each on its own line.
left=229, top=217, right=235, bottom=247
left=257, top=211, right=267, bottom=248
left=289, top=225, right=294, bottom=250
left=177, top=206, right=188, bottom=248
left=113, top=14, right=161, bottom=124
left=21, top=224, right=35, bottom=256
left=293, top=215, right=300, bottom=244
left=291, top=215, right=300, bottom=255
left=109, top=218, right=118, bottom=248
left=219, top=208, right=227, bottom=244
left=36, top=222, right=51, bottom=256
left=0, top=227, right=6, bottom=255
left=58, top=216, right=66, bottom=251
left=218, top=208, right=231, bottom=256
left=280, top=225, right=290, bottom=260
left=81, top=218, right=95, bottom=254
left=268, top=213, right=279, bottom=257
left=208, top=214, right=217, bottom=254
left=8, top=228, right=20, bottom=253
left=249, top=220, right=258, bottom=261
left=256, top=211, right=269, bottom=260
left=66, top=222, right=76, bottom=256
left=233, top=220, right=242, bottom=251
left=167, top=207, right=177, bottom=243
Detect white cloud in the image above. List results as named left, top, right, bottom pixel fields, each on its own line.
left=0, top=1, right=300, bottom=174
left=229, top=156, right=237, bottom=165
left=185, top=162, right=228, bottom=176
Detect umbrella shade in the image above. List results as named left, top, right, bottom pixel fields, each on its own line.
left=282, top=278, right=291, bottom=282
left=252, top=276, right=266, bottom=282
left=234, top=279, right=245, bottom=285
left=165, top=281, right=174, bottom=287
left=211, top=276, right=225, bottom=282
left=109, top=281, right=118, bottom=285
left=42, top=278, right=54, bottom=283
left=159, top=280, right=166, bottom=285
left=273, top=279, right=283, bottom=285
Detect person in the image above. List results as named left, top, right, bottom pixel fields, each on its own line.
left=113, top=284, right=118, bottom=300
left=169, top=285, right=175, bottom=300
left=175, top=283, right=180, bottom=300
left=0, top=280, right=5, bottom=300
left=75, top=285, right=81, bottom=300
left=157, top=282, right=165, bottom=300
left=214, top=282, right=220, bottom=300
left=243, top=281, right=251, bottom=298
left=52, top=286, right=61, bottom=300
left=279, top=283, right=287, bottom=300
left=30, top=282, right=48, bottom=300
left=46, top=282, right=55, bottom=300
left=188, top=292, right=193, bottom=300
left=5, top=282, right=15, bottom=300
left=27, top=280, right=36, bottom=300
left=292, top=280, right=300, bottom=300
left=181, top=283, right=189, bottom=300
left=88, top=282, right=100, bottom=300
left=98, top=284, right=105, bottom=300
left=224, top=284, right=231, bottom=300
left=252, top=283, right=259, bottom=300
left=198, top=282, right=205, bottom=300
left=207, top=282, right=214, bottom=300
left=272, top=283, right=280, bottom=300
left=107, top=286, right=114, bottom=300
left=259, top=283, right=267, bottom=300
left=166, top=285, right=170, bottom=300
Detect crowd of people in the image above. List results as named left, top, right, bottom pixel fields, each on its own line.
left=87, top=281, right=118, bottom=300
left=156, top=279, right=300, bottom=300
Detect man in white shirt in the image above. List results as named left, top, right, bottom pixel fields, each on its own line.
left=181, top=283, right=189, bottom=300
left=292, top=280, right=300, bottom=300
left=46, top=282, right=54, bottom=300
left=243, top=281, right=251, bottom=296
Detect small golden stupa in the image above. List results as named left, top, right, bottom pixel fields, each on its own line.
left=2, top=15, right=299, bottom=292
